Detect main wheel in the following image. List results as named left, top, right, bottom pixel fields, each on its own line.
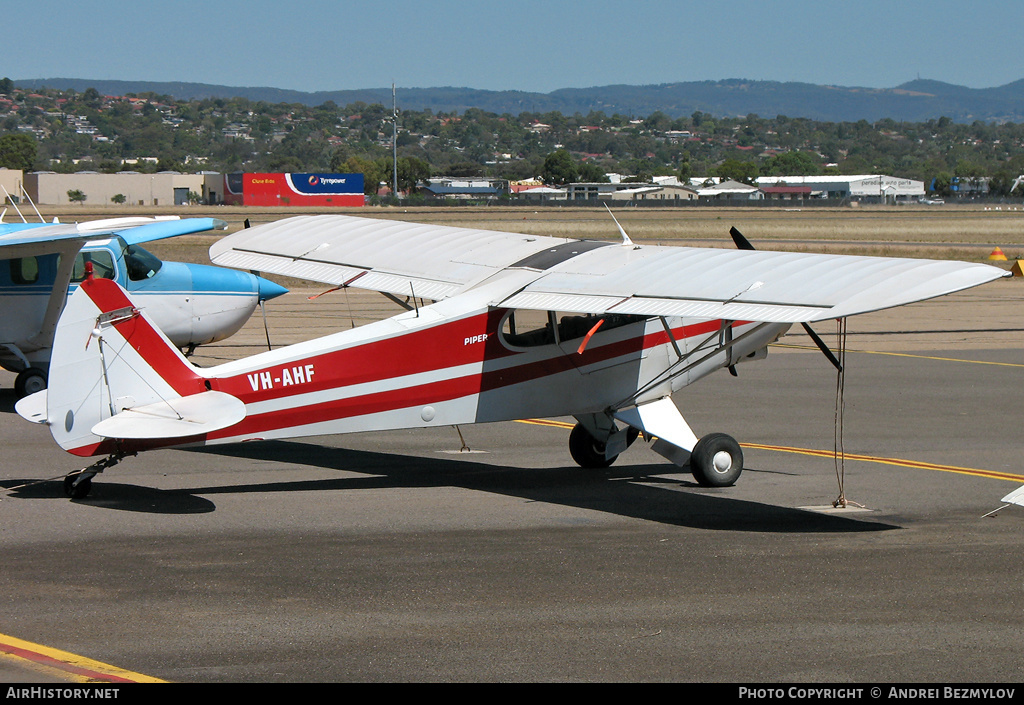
left=690, top=433, right=743, bottom=487
left=568, top=423, right=616, bottom=469
left=15, top=367, right=47, bottom=397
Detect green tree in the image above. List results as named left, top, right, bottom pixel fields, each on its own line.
left=760, top=150, right=821, bottom=176
left=396, top=156, right=431, bottom=194
left=339, top=155, right=386, bottom=195
left=577, top=162, right=608, bottom=182
left=541, top=149, right=578, bottom=185
left=714, top=158, right=759, bottom=184
left=67, top=189, right=87, bottom=204
left=931, top=172, right=952, bottom=197
left=110, top=193, right=126, bottom=204
left=0, top=133, right=37, bottom=171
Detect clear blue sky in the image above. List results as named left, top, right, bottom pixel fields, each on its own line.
left=7, top=0, right=1022, bottom=93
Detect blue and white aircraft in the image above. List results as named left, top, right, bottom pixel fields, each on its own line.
left=0, top=215, right=287, bottom=396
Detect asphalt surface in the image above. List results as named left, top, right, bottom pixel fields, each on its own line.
left=1, top=279, right=1022, bottom=683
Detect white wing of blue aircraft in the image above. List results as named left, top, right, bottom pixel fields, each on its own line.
left=0, top=216, right=287, bottom=396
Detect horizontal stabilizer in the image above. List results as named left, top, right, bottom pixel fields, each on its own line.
left=91, top=391, right=246, bottom=440
left=1001, top=485, right=1024, bottom=507
left=14, top=390, right=47, bottom=425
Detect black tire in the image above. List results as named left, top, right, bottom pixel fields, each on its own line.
left=690, top=433, right=743, bottom=487
left=64, top=474, right=93, bottom=499
left=568, top=423, right=616, bottom=469
left=15, top=367, right=47, bottom=397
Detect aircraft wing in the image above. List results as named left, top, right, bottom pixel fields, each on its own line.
left=497, top=244, right=1009, bottom=323
left=210, top=214, right=576, bottom=300
left=210, top=214, right=1009, bottom=324
left=114, top=217, right=227, bottom=246
left=0, top=216, right=227, bottom=258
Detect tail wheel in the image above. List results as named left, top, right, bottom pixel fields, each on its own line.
left=690, top=433, right=743, bottom=487
left=64, top=473, right=94, bottom=499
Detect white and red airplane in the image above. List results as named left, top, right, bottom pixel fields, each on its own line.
left=16, top=214, right=1009, bottom=499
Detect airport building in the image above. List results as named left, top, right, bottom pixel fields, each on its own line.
left=0, top=169, right=24, bottom=203
left=222, top=172, right=364, bottom=207
left=24, top=171, right=211, bottom=207
left=755, top=175, right=925, bottom=201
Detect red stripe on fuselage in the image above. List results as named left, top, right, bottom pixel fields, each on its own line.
left=201, top=314, right=733, bottom=441
left=67, top=301, right=739, bottom=455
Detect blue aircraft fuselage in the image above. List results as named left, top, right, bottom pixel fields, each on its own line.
left=1, top=225, right=286, bottom=395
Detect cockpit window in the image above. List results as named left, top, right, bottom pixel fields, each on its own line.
left=500, top=309, right=649, bottom=349
left=501, top=310, right=557, bottom=348
left=123, top=244, right=163, bottom=281
left=70, top=250, right=116, bottom=282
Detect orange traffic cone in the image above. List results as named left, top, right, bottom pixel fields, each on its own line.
left=989, top=247, right=1008, bottom=261
left=1011, top=260, right=1024, bottom=277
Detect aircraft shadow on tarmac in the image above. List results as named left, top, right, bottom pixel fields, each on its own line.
left=5, top=438, right=896, bottom=533
left=0, top=385, right=898, bottom=533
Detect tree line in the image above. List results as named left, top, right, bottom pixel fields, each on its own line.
left=2, top=83, right=1024, bottom=198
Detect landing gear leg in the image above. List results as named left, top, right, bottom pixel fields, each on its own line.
left=63, top=452, right=132, bottom=499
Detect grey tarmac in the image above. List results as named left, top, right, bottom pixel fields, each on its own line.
left=0, top=279, right=1022, bottom=682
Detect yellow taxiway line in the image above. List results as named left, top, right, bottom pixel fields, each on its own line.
left=517, top=419, right=1024, bottom=484
left=772, top=343, right=1024, bottom=368
left=0, top=632, right=165, bottom=683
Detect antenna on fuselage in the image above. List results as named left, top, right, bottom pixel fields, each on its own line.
left=603, top=203, right=636, bottom=248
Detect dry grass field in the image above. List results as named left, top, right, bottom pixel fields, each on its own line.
left=25, top=203, right=1024, bottom=266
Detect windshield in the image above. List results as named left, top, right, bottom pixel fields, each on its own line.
left=122, top=242, right=163, bottom=281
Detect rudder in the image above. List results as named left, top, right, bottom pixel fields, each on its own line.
left=29, top=274, right=209, bottom=456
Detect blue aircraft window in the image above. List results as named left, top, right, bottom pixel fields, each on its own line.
left=70, top=251, right=116, bottom=282
left=9, top=257, right=39, bottom=285
left=124, top=245, right=163, bottom=281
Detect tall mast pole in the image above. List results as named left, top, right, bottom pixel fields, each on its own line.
left=392, top=83, right=398, bottom=201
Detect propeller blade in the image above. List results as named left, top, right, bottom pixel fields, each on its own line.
left=801, top=323, right=843, bottom=372
left=729, top=226, right=755, bottom=250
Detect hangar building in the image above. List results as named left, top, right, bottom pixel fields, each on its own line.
left=25, top=171, right=210, bottom=206
left=755, top=175, right=925, bottom=202
left=222, top=172, right=364, bottom=207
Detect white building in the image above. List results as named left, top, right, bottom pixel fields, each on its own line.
left=756, top=175, right=925, bottom=201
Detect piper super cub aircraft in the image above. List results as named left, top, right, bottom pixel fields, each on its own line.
left=16, top=214, right=1009, bottom=499
left=0, top=216, right=287, bottom=396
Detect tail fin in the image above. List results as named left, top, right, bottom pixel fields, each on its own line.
left=31, top=275, right=243, bottom=456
